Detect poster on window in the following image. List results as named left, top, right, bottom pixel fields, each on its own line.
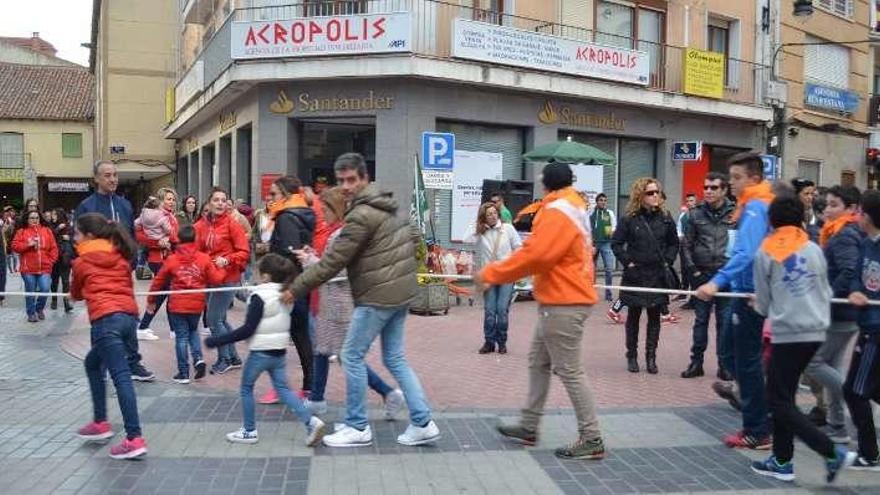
left=570, top=165, right=604, bottom=207
left=451, top=150, right=503, bottom=242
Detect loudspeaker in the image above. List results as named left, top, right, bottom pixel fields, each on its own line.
left=481, top=180, right=534, bottom=219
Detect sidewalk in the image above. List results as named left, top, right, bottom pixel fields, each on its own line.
left=0, top=280, right=876, bottom=494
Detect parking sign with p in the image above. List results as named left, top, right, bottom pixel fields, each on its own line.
left=422, top=132, right=455, bottom=170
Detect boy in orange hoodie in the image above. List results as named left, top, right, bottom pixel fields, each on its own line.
left=147, top=225, right=225, bottom=383
left=476, top=162, right=605, bottom=461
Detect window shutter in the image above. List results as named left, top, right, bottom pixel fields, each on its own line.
left=62, top=133, right=83, bottom=158
left=804, top=35, right=849, bottom=89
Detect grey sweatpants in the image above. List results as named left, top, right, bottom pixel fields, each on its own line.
left=803, top=323, right=857, bottom=429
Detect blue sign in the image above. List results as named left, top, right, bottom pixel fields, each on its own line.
left=672, top=141, right=702, bottom=161
left=761, top=154, right=779, bottom=181
left=422, top=132, right=455, bottom=170
left=804, top=83, right=859, bottom=114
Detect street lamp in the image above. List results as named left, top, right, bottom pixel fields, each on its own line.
left=793, top=0, right=814, bottom=16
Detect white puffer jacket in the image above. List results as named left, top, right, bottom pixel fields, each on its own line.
left=247, top=282, right=291, bottom=351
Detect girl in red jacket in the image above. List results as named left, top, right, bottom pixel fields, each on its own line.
left=195, top=187, right=250, bottom=375
left=70, top=212, right=147, bottom=460
left=11, top=209, right=58, bottom=322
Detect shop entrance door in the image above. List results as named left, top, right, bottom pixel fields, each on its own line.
left=297, top=119, right=376, bottom=187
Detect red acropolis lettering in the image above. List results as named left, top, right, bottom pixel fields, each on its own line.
left=575, top=46, right=637, bottom=69
left=242, top=17, right=388, bottom=47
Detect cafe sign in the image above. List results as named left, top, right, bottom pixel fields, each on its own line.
left=231, top=12, right=412, bottom=60
left=804, top=83, right=859, bottom=114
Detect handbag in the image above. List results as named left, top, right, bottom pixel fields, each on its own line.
left=639, top=216, right=681, bottom=290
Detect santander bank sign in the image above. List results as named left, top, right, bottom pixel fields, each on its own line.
left=231, top=12, right=412, bottom=60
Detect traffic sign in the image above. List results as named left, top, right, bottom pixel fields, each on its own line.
left=422, top=132, right=455, bottom=170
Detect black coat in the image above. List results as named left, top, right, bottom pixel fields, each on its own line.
left=826, top=222, right=864, bottom=323
left=612, top=208, right=679, bottom=308
left=270, top=207, right=316, bottom=277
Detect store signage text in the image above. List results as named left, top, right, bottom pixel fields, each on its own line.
left=537, top=101, right=626, bottom=131
left=453, top=19, right=649, bottom=86
left=804, top=83, right=859, bottom=114
left=231, top=13, right=411, bottom=60
left=269, top=90, right=394, bottom=114
left=219, top=111, right=237, bottom=133
left=682, top=48, right=725, bottom=99
left=0, top=168, right=23, bottom=184
left=48, top=181, right=90, bottom=192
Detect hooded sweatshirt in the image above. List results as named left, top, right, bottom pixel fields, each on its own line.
left=11, top=224, right=58, bottom=274
left=136, top=207, right=173, bottom=242
left=147, top=243, right=226, bottom=314
left=70, top=239, right=138, bottom=322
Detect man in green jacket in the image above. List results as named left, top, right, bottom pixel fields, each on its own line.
left=283, top=152, right=440, bottom=448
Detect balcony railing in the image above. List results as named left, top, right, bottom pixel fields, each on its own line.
left=180, top=0, right=768, bottom=108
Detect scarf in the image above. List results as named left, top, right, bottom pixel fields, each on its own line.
left=819, top=213, right=859, bottom=247
left=76, top=238, right=114, bottom=256
left=732, top=181, right=774, bottom=223
left=267, top=194, right=309, bottom=219
left=760, top=225, right=808, bottom=263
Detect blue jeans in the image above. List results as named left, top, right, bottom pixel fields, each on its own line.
left=690, top=295, right=731, bottom=368
left=84, top=312, right=142, bottom=439
left=139, top=262, right=165, bottom=330
left=342, top=305, right=432, bottom=430
left=483, top=284, right=514, bottom=345
left=594, top=242, right=615, bottom=301
left=241, top=351, right=311, bottom=430
left=22, top=273, right=50, bottom=316
left=206, top=282, right=240, bottom=364
left=312, top=353, right=393, bottom=402
left=729, top=298, right=769, bottom=438
left=168, top=313, right=203, bottom=376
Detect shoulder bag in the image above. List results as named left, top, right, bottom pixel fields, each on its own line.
left=640, top=216, right=681, bottom=290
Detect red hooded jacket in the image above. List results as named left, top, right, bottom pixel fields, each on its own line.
left=70, top=239, right=138, bottom=322
left=136, top=208, right=180, bottom=264
left=147, top=243, right=226, bottom=314
left=193, top=211, right=250, bottom=284
left=11, top=225, right=58, bottom=275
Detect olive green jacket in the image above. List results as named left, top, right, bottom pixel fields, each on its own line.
left=288, top=185, right=418, bottom=308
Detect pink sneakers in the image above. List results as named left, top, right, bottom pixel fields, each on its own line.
left=76, top=421, right=114, bottom=441
left=109, top=436, right=148, bottom=459
left=258, top=389, right=280, bottom=404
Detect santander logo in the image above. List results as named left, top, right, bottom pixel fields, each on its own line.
left=243, top=17, right=387, bottom=46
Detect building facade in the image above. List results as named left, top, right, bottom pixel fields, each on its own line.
left=168, top=0, right=774, bottom=245
left=90, top=0, right=179, bottom=204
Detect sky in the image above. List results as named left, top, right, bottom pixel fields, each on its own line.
left=0, top=0, right=92, bottom=66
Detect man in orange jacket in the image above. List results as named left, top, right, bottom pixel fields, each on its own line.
left=475, top=162, right=606, bottom=460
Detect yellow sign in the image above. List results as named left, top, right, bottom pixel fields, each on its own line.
left=0, top=168, right=24, bottom=184
left=219, top=111, right=237, bottom=133
left=683, top=48, right=725, bottom=99
left=269, top=90, right=294, bottom=114
left=269, top=90, right=394, bottom=115
left=165, top=88, right=175, bottom=124
left=537, top=101, right=626, bottom=131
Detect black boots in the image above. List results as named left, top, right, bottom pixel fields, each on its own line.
left=63, top=298, right=73, bottom=313
left=478, top=342, right=495, bottom=354
left=646, top=353, right=658, bottom=374
left=681, top=362, right=704, bottom=378
left=627, top=356, right=639, bottom=373
left=497, top=344, right=507, bottom=354
left=50, top=297, right=57, bottom=310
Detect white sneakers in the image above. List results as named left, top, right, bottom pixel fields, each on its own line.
left=323, top=425, right=373, bottom=447
left=226, top=428, right=259, bottom=444
left=305, top=399, right=328, bottom=415
left=305, top=417, right=326, bottom=447
left=136, top=329, right=159, bottom=341
left=384, top=389, right=406, bottom=420
left=397, top=420, right=441, bottom=446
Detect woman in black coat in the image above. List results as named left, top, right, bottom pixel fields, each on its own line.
left=611, top=178, right=679, bottom=375
left=50, top=208, right=74, bottom=313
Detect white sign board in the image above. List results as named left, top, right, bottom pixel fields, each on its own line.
left=571, top=165, right=604, bottom=206
left=453, top=19, right=650, bottom=86
left=231, top=12, right=412, bottom=60
left=423, top=170, right=453, bottom=190
left=175, top=60, right=204, bottom=113
left=451, top=150, right=503, bottom=242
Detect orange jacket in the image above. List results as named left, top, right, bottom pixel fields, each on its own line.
left=148, top=243, right=226, bottom=314
left=481, top=187, right=597, bottom=306
left=11, top=225, right=58, bottom=274
left=71, top=239, right=138, bottom=322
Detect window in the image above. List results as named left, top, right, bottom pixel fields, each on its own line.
left=473, top=0, right=505, bottom=25
left=596, top=1, right=634, bottom=49
left=798, top=159, right=822, bottom=185
left=303, top=0, right=365, bottom=16
left=816, top=0, right=854, bottom=18
left=804, top=35, right=850, bottom=89
left=595, top=1, right=665, bottom=85
left=0, top=132, right=23, bottom=168
left=708, top=19, right=729, bottom=84
left=61, top=133, right=82, bottom=158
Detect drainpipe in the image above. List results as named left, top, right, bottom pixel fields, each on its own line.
left=684, top=5, right=690, bottom=47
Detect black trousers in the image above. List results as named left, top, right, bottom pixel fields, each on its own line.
left=50, top=262, right=71, bottom=306
left=843, top=333, right=880, bottom=460
left=768, top=342, right=835, bottom=463
left=290, top=295, right=314, bottom=392
left=625, top=306, right=661, bottom=359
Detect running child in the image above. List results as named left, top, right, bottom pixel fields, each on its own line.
left=71, top=212, right=148, bottom=460
left=205, top=253, right=326, bottom=446
left=146, top=225, right=225, bottom=384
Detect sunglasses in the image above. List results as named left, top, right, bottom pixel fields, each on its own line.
left=704, top=185, right=721, bottom=191
left=644, top=190, right=660, bottom=196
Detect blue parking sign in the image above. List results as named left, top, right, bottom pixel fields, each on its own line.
left=761, top=154, right=778, bottom=181
left=422, top=132, right=455, bottom=170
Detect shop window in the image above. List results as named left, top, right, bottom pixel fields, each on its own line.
left=841, top=170, right=856, bottom=187
left=797, top=159, right=822, bottom=185
left=804, top=35, right=849, bottom=89
left=0, top=132, right=24, bottom=168
left=61, top=133, right=82, bottom=158
left=817, top=0, right=854, bottom=19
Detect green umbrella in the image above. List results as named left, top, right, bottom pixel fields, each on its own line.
left=523, top=139, right=615, bottom=165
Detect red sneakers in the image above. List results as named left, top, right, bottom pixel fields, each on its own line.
left=76, top=421, right=114, bottom=441
left=109, top=436, right=148, bottom=460
left=258, top=389, right=280, bottom=404
left=723, top=430, right=772, bottom=450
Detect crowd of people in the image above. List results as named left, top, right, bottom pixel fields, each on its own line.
left=0, top=150, right=875, bottom=483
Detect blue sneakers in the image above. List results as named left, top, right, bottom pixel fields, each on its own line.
left=826, top=445, right=857, bottom=483
left=751, top=455, right=795, bottom=481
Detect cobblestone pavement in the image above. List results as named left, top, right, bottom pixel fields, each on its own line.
left=0, top=277, right=878, bottom=494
